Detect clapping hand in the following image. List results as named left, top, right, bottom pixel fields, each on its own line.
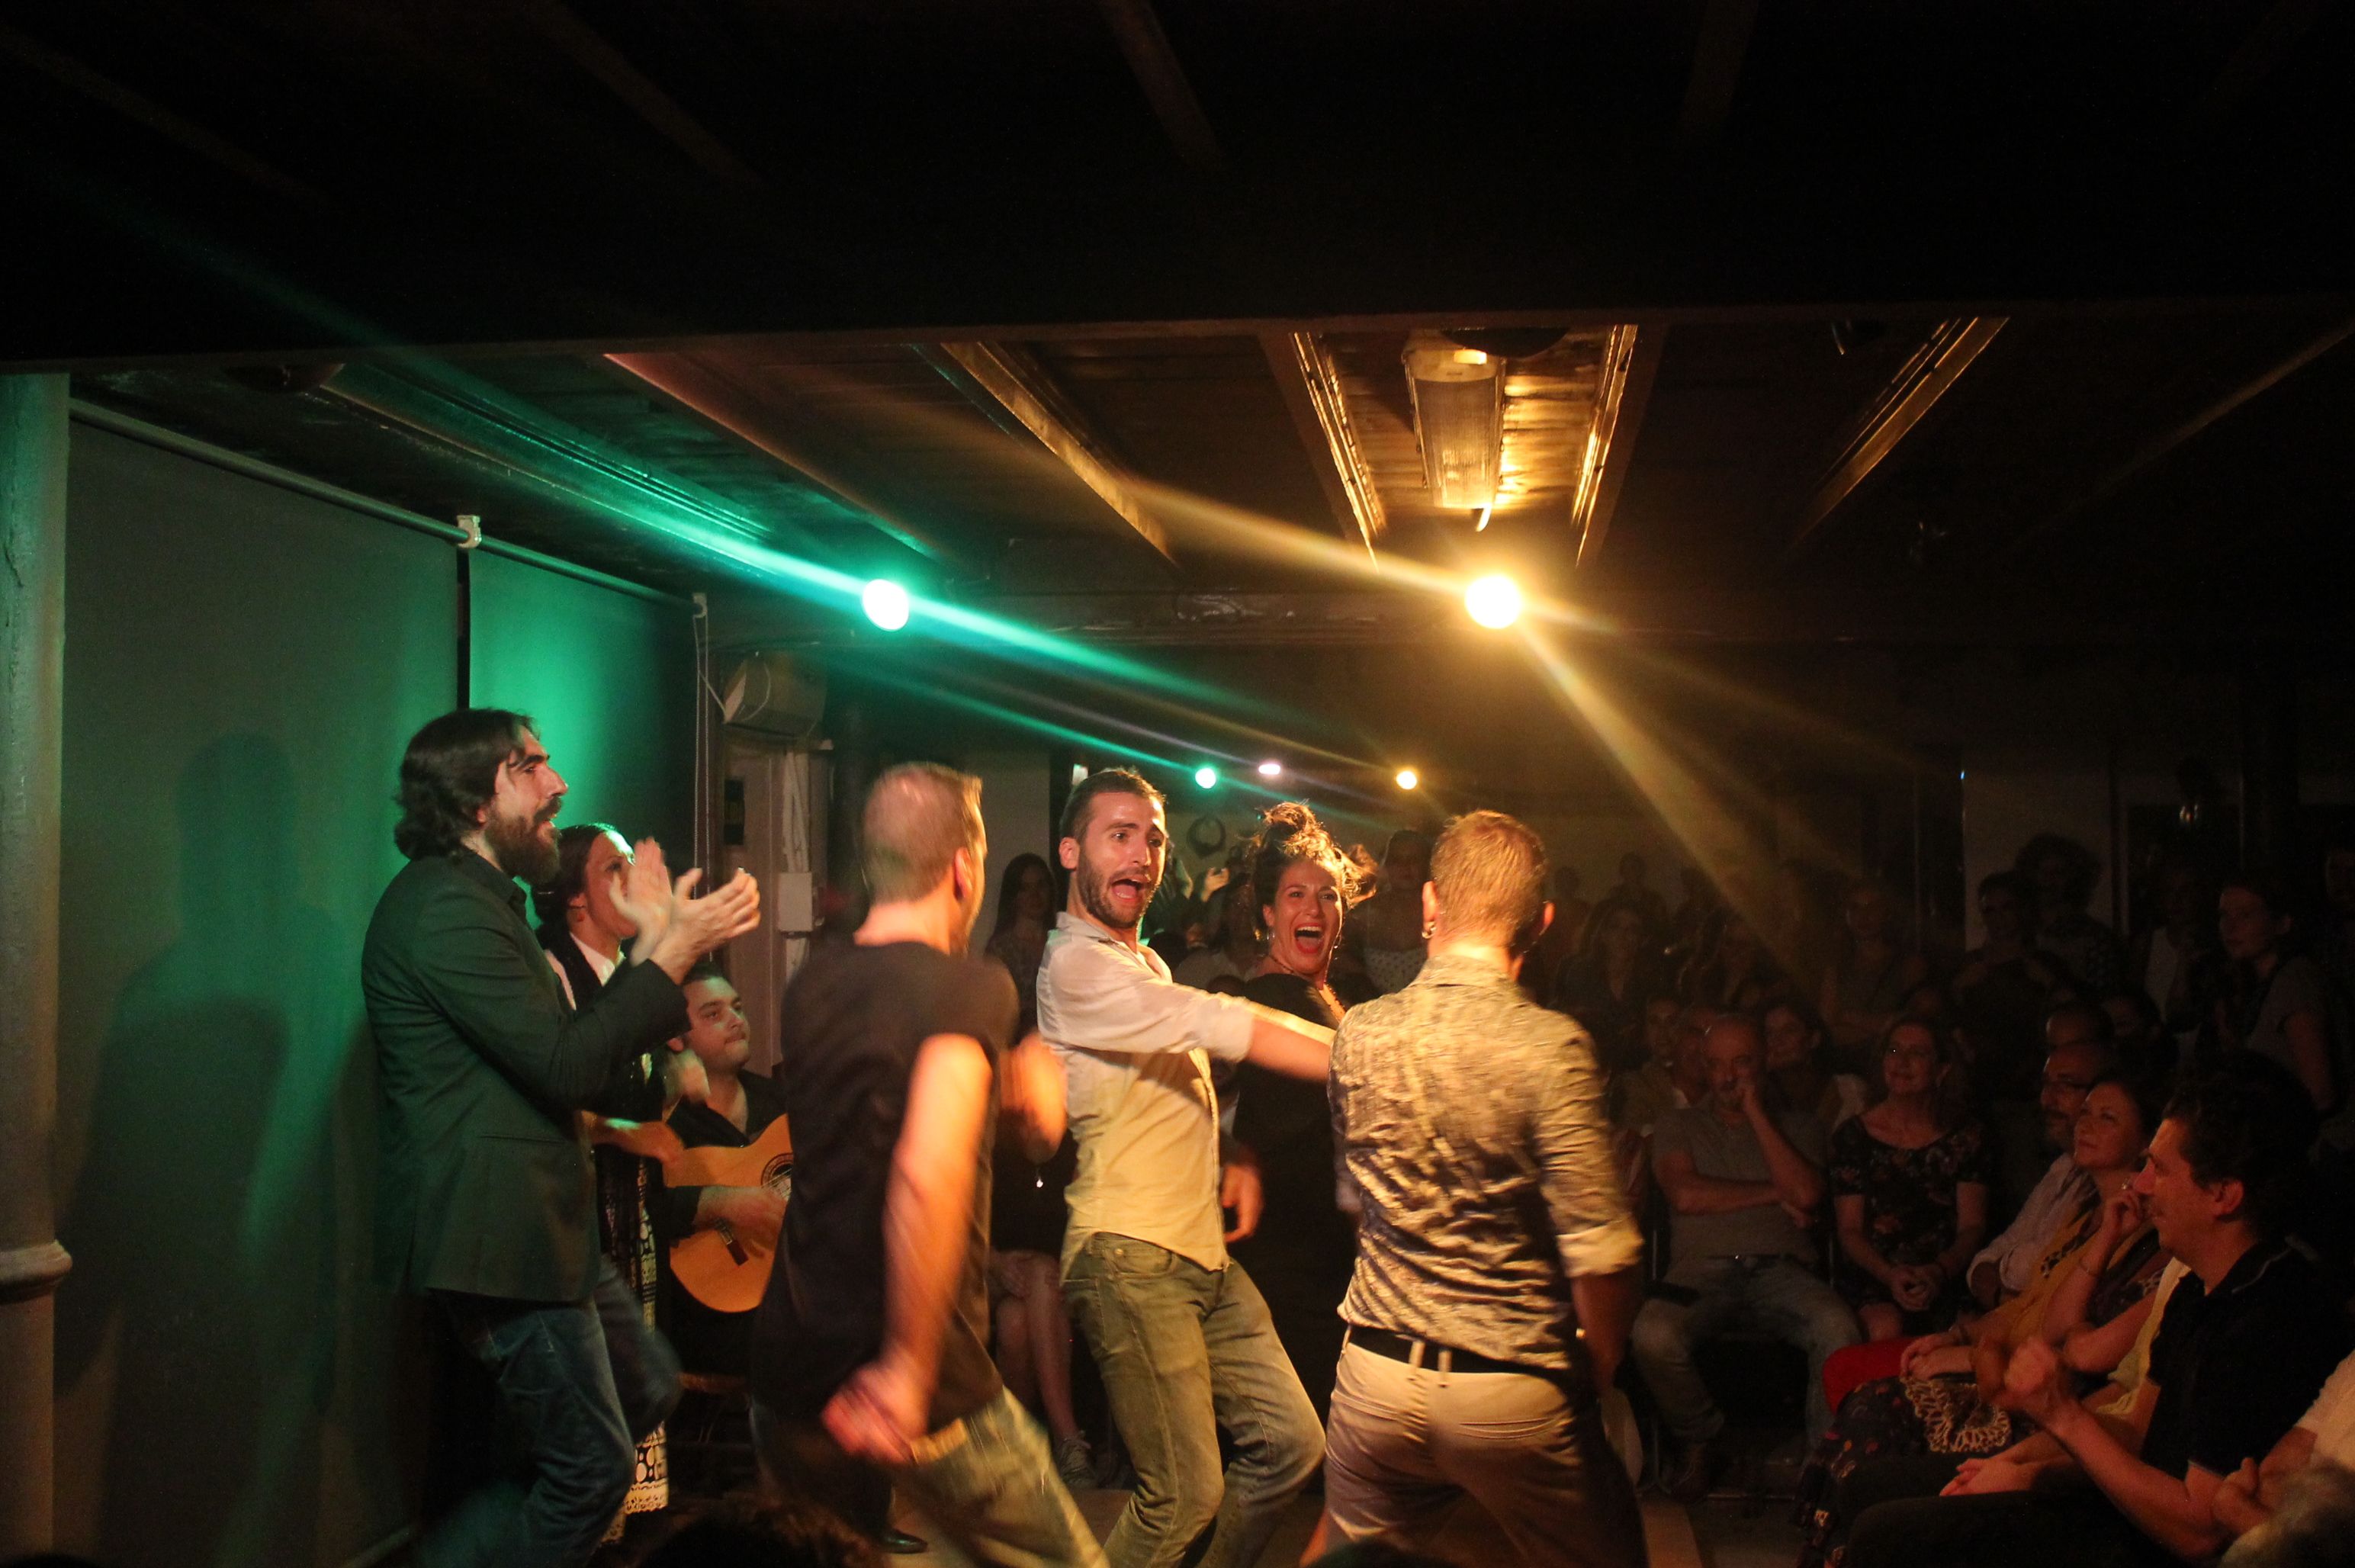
left=1996, top=1338, right=2068, bottom=1427
left=612, top=838, right=677, bottom=946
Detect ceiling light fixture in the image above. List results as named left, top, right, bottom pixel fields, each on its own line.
left=1195, top=766, right=1219, bottom=789
left=1257, top=760, right=1283, bottom=779
left=1404, top=332, right=1505, bottom=512
left=1395, top=768, right=1419, bottom=790
left=1465, top=574, right=1522, bottom=629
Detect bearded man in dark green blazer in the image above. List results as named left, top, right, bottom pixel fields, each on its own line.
left=364, top=708, right=759, bottom=1568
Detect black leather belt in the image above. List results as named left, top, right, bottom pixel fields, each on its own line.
left=1346, top=1326, right=1539, bottom=1378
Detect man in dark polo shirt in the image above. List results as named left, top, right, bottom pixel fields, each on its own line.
left=1843, top=1062, right=2350, bottom=1568
left=750, top=763, right=1104, bottom=1567
left=364, top=708, right=759, bottom=1568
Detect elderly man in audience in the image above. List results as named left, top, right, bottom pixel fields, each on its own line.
left=1629, top=1012, right=1860, bottom=1499
left=1967, top=1005, right=2116, bottom=1307
left=1839, top=1062, right=2350, bottom=1568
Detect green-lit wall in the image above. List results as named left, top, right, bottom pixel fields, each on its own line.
left=49, top=424, right=694, bottom=1568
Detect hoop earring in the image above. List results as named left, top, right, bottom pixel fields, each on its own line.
left=1421, top=921, right=1437, bottom=940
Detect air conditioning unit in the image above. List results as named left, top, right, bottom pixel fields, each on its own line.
left=721, top=651, right=827, bottom=741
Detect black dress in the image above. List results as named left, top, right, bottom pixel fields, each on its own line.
left=1229, top=971, right=1353, bottom=1422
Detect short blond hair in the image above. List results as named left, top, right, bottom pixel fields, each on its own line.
left=862, top=763, right=984, bottom=903
left=1430, top=811, right=1548, bottom=944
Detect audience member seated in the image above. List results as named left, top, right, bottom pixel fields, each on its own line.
left=1968, top=1007, right=2115, bottom=1307
left=2019, top=834, right=2125, bottom=998
left=1521, top=864, right=1592, bottom=1001
left=1630, top=1014, right=1859, bottom=1499
left=1829, top=1018, right=1991, bottom=1341
left=1682, top=908, right=1788, bottom=1013
left=1614, top=995, right=1695, bottom=1137
left=1765, top=998, right=1868, bottom=1142
left=657, top=969, right=788, bottom=1380
left=2131, top=856, right=2217, bottom=1069
left=1613, top=850, right=1672, bottom=942
left=1555, top=892, right=1670, bottom=1072
left=2212, top=1345, right=2355, bottom=1550
left=1820, top=881, right=1931, bottom=1072
left=1952, top=869, right=2072, bottom=1112
left=1796, top=1068, right=2167, bottom=1564
left=2213, top=871, right=2337, bottom=1113
left=2223, top=1460, right=2355, bottom=1568
left=2102, top=988, right=2175, bottom=1081
left=1838, top=1062, right=2350, bottom=1568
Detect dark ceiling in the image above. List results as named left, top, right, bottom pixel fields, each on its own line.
left=8, top=1, right=2354, bottom=804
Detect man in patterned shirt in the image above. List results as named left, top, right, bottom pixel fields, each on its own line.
left=1324, top=811, right=1647, bottom=1566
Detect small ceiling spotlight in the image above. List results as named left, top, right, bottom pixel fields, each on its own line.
left=861, top=579, right=911, bottom=631
left=1395, top=767, right=1420, bottom=790
left=1257, top=760, right=1283, bottom=779
left=1194, top=766, right=1219, bottom=789
left=1464, top=573, right=1522, bottom=629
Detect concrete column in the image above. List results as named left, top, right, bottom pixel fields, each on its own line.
left=0, top=374, right=71, bottom=1558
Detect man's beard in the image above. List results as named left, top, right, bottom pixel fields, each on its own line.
left=488, top=805, right=561, bottom=885
left=1075, top=856, right=1159, bottom=934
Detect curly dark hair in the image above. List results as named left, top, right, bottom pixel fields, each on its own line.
left=2164, top=1057, right=2319, bottom=1239
left=1245, top=801, right=1357, bottom=940
left=392, top=708, right=537, bottom=861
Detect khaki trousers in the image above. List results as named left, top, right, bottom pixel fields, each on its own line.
left=1322, top=1339, right=1647, bottom=1568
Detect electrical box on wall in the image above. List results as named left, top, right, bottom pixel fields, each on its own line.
left=774, top=869, right=815, bottom=933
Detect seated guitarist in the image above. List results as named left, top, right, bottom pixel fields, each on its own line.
left=657, top=965, right=788, bottom=1377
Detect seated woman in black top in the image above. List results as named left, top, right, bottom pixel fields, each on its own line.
left=1229, top=802, right=1359, bottom=1422
left=1553, top=893, right=1669, bottom=1073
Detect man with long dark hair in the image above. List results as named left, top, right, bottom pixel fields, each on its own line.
left=363, top=708, right=759, bottom=1568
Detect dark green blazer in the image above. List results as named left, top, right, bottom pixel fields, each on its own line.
left=364, top=849, right=686, bottom=1301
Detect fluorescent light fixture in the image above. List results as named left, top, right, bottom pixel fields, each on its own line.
left=1404, top=332, right=1504, bottom=510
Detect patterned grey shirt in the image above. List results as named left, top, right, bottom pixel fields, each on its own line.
left=1332, top=952, right=1643, bottom=1370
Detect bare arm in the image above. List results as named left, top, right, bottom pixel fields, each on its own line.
left=1836, top=1193, right=1897, bottom=1284
left=2283, top=1007, right=2334, bottom=1110
left=1573, top=1269, right=1643, bottom=1390
left=2061, top=1293, right=2156, bottom=1377
left=999, top=1033, right=1067, bottom=1162
left=822, top=1034, right=992, bottom=1462
left=2013, top=1344, right=2225, bottom=1560
left=1244, top=1011, right=1334, bottom=1081
left=1746, top=1097, right=1826, bottom=1211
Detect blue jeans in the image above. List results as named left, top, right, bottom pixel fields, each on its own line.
left=1629, top=1255, right=1859, bottom=1443
left=753, top=1390, right=1107, bottom=1568
left=420, top=1261, right=680, bottom=1568
left=1063, top=1234, right=1323, bottom=1568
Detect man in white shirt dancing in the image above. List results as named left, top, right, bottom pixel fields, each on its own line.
left=1038, top=768, right=1333, bottom=1568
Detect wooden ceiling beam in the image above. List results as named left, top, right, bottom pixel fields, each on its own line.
left=2000, top=315, right=2355, bottom=561
left=1261, top=331, right=1383, bottom=558
left=1095, top=0, right=1226, bottom=176
left=934, top=342, right=1177, bottom=562
left=1571, top=324, right=1665, bottom=568
left=606, top=350, right=967, bottom=566
left=507, top=0, right=767, bottom=190
left=1787, top=315, right=2007, bottom=557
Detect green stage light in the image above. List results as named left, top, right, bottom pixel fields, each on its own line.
left=1195, top=766, right=1219, bottom=789
left=862, top=579, right=911, bottom=630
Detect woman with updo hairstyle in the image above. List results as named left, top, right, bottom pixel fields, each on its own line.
left=1229, top=800, right=1361, bottom=1422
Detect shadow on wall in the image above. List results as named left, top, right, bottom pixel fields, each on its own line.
left=56, top=736, right=397, bottom=1567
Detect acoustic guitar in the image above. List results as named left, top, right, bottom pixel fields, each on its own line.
left=667, top=1117, right=794, bottom=1313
